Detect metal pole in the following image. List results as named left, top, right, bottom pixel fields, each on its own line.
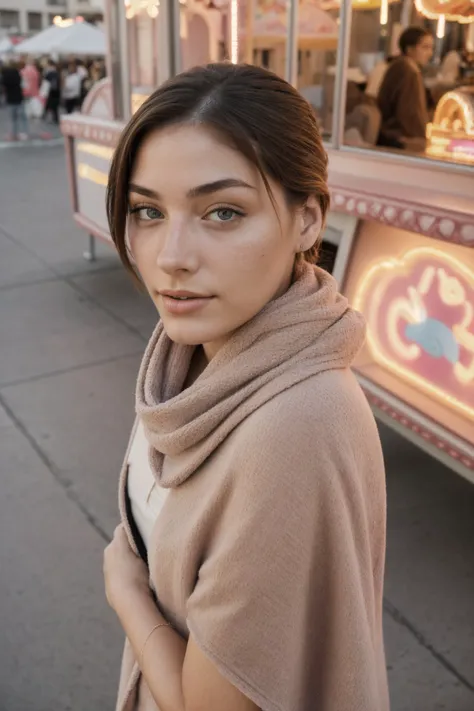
left=117, top=0, right=131, bottom=120
left=170, top=0, right=182, bottom=76
left=158, top=0, right=181, bottom=84
left=83, top=234, right=97, bottom=262
left=245, top=0, right=254, bottom=65
left=400, top=0, right=413, bottom=28
left=331, top=0, right=352, bottom=149
left=285, top=0, right=299, bottom=87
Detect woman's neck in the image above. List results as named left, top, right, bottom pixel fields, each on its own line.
left=183, top=346, right=208, bottom=389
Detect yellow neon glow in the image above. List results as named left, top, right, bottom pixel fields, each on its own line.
left=453, top=301, right=474, bottom=383
left=77, top=163, right=108, bottom=186
left=322, top=0, right=398, bottom=10
left=77, top=142, right=114, bottom=160
left=386, top=295, right=421, bottom=360
left=124, top=0, right=159, bottom=19
left=414, top=0, right=474, bottom=23
left=427, top=90, right=474, bottom=162
left=352, top=247, right=474, bottom=420
left=53, top=15, right=75, bottom=27
left=419, top=265, right=436, bottom=294
left=433, top=91, right=474, bottom=134
left=230, top=0, right=239, bottom=63
left=426, top=134, right=474, bottom=163
left=380, top=0, right=389, bottom=25
left=438, top=267, right=466, bottom=306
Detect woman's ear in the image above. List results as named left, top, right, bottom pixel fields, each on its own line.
left=298, top=195, right=323, bottom=253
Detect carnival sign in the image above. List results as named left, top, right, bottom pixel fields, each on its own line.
left=352, top=247, right=474, bottom=420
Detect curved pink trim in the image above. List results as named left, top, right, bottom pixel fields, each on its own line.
left=60, top=117, right=122, bottom=147
left=81, top=77, right=113, bottom=118
left=329, top=187, right=474, bottom=246
left=363, top=388, right=474, bottom=470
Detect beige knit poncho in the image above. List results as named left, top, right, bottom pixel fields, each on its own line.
left=116, top=262, right=389, bottom=711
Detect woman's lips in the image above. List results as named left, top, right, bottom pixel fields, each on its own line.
left=159, top=294, right=214, bottom=316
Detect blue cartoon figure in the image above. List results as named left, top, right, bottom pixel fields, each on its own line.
left=405, top=319, right=460, bottom=364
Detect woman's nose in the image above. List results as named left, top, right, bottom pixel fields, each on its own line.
left=155, top=219, right=199, bottom=275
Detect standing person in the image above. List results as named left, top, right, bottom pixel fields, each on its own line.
left=89, top=60, right=101, bottom=86
left=104, top=63, right=389, bottom=711
left=43, top=58, right=61, bottom=124
left=0, top=59, right=5, bottom=106
left=76, top=58, right=89, bottom=105
left=377, top=26, right=434, bottom=148
left=62, top=61, right=82, bottom=114
left=20, top=56, right=40, bottom=118
left=1, top=60, right=29, bottom=140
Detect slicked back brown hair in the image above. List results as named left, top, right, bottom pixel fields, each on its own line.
left=107, top=62, right=330, bottom=279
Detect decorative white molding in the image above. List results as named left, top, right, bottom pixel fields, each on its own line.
left=330, top=187, right=474, bottom=245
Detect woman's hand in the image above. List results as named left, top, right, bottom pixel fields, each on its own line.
left=104, top=523, right=151, bottom=613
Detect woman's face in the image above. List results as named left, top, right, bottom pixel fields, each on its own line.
left=128, top=124, right=317, bottom=359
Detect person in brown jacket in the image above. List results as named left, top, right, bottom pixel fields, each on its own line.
left=377, top=26, right=434, bottom=148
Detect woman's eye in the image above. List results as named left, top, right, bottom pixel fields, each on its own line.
left=131, top=206, right=163, bottom=222
left=206, top=208, right=243, bottom=223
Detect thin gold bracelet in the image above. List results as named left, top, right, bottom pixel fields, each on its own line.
left=139, top=623, right=171, bottom=668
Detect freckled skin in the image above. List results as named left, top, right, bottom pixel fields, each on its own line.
left=128, top=124, right=321, bottom=360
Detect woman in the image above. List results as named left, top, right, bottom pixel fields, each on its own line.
left=20, top=56, right=40, bottom=119
left=62, top=61, right=81, bottom=114
left=43, top=59, right=61, bottom=124
left=104, top=63, right=389, bottom=711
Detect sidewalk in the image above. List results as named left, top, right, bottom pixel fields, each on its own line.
left=0, top=104, right=64, bottom=148
left=0, top=142, right=473, bottom=711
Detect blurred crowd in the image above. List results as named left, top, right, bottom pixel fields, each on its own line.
left=0, top=56, right=106, bottom=141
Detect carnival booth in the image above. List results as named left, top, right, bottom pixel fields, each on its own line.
left=61, top=0, right=474, bottom=483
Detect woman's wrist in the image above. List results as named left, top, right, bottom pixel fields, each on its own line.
left=112, top=579, right=154, bottom=619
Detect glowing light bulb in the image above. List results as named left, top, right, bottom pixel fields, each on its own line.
left=436, top=14, right=446, bottom=39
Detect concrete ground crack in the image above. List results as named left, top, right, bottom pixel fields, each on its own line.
left=383, top=597, right=474, bottom=693
left=0, top=392, right=111, bottom=545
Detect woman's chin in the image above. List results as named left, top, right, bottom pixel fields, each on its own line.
left=161, top=319, right=228, bottom=348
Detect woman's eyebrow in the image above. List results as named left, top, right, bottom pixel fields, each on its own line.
left=128, top=178, right=256, bottom=200
left=128, top=184, right=159, bottom=199
left=187, top=178, right=256, bottom=197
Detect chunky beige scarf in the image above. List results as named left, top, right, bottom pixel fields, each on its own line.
left=118, top=262, right=390, bottom=711
left=136, top=262, right=366, bottom=488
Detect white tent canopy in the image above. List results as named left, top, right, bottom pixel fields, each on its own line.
left=0, top=37, right=17, bottom=56
left=14, top=22, right=106, bottom=56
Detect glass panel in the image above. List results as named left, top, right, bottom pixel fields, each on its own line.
left=181, top=0, right=224, bottom=70
left=179, top=0, right=341, bottom=140
left=342, top=0, right=474, bottom=166
left=123, top=0, right=343, bottom=139
left=236, top=0, right=341, bottom=139
left=293, top=1, right=341, bottom=141
left=127, top=0, right=181, bottom=114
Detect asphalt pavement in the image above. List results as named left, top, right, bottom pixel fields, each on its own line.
left=0, top=115, right=473, bottom=711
